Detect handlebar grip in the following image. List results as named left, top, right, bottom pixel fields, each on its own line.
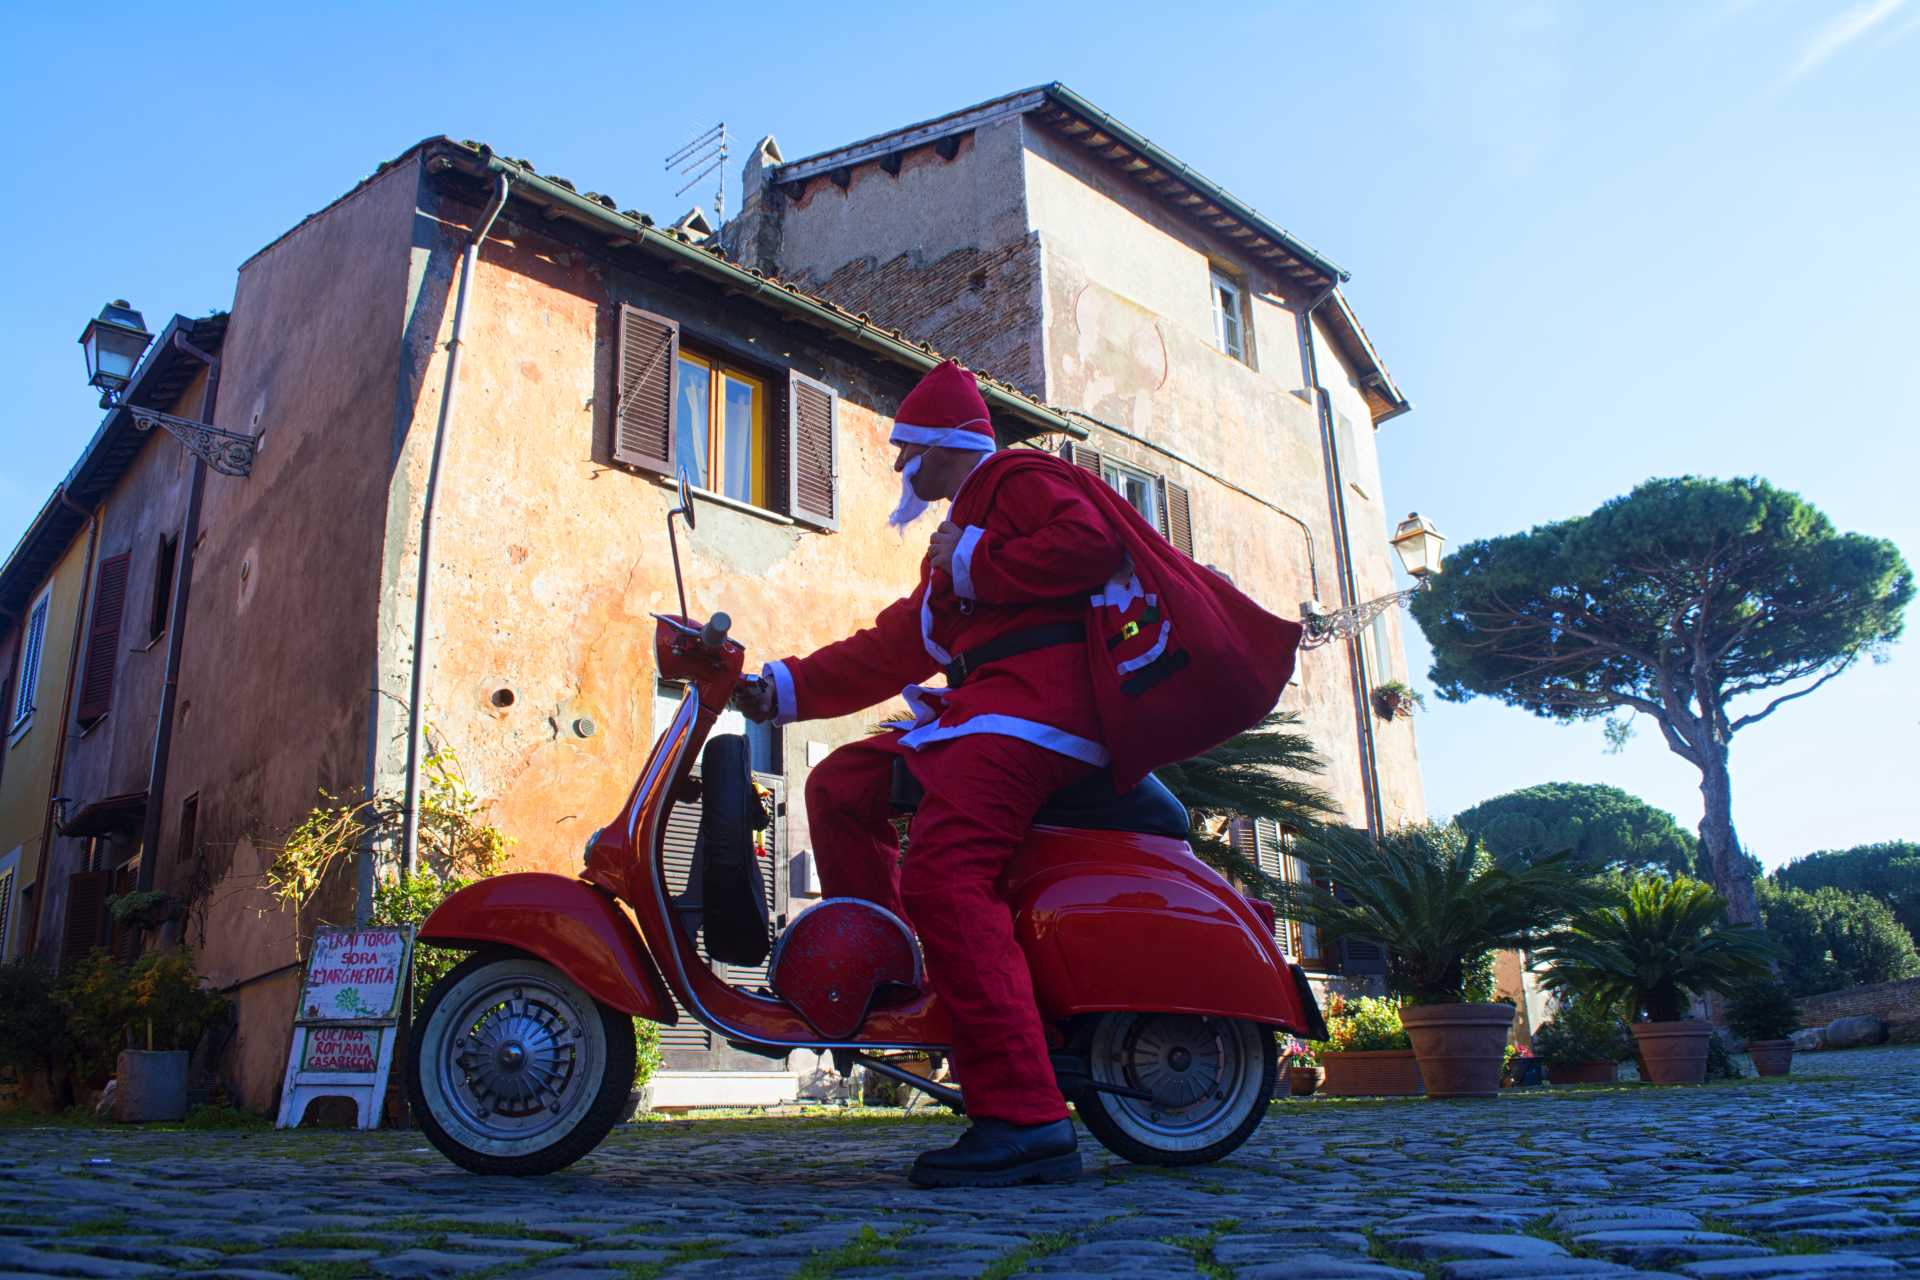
left=701, top=612, right=732, bottom=649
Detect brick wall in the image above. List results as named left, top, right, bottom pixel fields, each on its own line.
left=1799, top=976, right=1920, bottom=1035
left=787, top=236, right=1046, bottom=400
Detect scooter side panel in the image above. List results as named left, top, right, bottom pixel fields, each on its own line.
left=1009, top=829, right=1311, bottom=1034
left=420, top=872, right=677, bottom=1022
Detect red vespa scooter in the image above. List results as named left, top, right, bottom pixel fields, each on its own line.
left=408, top=474, right=1326, bottom=1176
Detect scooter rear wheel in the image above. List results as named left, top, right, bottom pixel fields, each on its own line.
left=409, top=949, right=636, bottom=1175
left=1069, top=1012, right=1276, bottom=1166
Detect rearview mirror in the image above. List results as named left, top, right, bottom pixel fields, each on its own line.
left=674, top=467, right=697, bottom=531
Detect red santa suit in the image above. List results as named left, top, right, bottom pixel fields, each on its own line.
left=764, top=363, right=1125, bottom=1125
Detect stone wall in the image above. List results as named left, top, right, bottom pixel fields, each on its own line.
left=1800, top=976, right=1920, bottom=1039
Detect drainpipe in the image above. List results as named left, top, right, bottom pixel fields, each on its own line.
left=136, top=335, right=221, bottom=896
left=1297, top=284, right=1385, bottom=841
left=398, top=174, right=510, bottom=882
left=24, top=491, right=98, bottom=957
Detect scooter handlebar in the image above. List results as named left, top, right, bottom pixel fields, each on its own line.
left=700, top=612, right=732, bottom=650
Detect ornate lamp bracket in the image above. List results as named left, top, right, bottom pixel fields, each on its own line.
left=1301, top=579, right=1431, bottom=649
left=127, top=407, right=260, bottom=478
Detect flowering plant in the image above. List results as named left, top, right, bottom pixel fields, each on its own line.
left=1280, top=1034, right=1317, bottom=1068
left=1308, top=993, right=1411, bottom=1054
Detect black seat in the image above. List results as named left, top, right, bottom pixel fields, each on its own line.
left=890, top=758, right=1189, bottom=840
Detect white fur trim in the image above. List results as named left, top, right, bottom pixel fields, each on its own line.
left=890, top=420, right=995, bottom=452
left=919, top=591, right=953, bottom=665
left=763, top=660, right=799, bottom=726
left=898, top=713, right=1112, bottom=766
left=1114, top=620, right=1173, bottom=674
left=1091, top=573, right=1147, bottom=612
left=950, top=525, right=986, bottom=599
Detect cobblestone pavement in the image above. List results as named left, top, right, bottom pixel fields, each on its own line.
left=3, top=1046, right=1917, bottom=1280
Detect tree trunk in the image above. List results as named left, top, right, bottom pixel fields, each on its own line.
left=1696, top=748, right=1760, bottom=925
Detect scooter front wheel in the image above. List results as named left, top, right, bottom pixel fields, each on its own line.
left=408, top=950, right=636, bottom=1175
left=1069, top=1012, right=1276, bottom=1166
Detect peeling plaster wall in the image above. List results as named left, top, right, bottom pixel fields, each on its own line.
left=403, top=185, right=930, bottom=884
left=37, top=385, right=202, bottom=962
left=1019, top=120, right=1423, bottom=829
left=155, top=157, right=425, bottom=1112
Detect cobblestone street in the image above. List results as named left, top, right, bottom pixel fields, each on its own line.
left=3, top=1046, right=1916, bottom=1280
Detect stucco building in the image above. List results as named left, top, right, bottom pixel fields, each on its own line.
left=8, top=84, right=1425, bottom=1114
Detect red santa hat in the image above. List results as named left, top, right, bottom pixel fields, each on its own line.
left=890, top=359, right=996, bottom=452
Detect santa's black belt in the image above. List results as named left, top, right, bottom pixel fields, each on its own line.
left=945, top=622, right=1086, bottom=686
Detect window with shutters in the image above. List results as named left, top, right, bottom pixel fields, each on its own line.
left=1062, top=442, right=1194, bottom=558
left=0, top=848, right=19, bottom=962
left=149, top=533, right=178, bottom=643
left=177, top=793, right=200, bottom=864
left=76, top=553, right=131, bottom=728
left=610, top=305, right=840, bottom=530
left=61, top=869, right=113, bottom=973
left=10, top=588, right=51, bottom=736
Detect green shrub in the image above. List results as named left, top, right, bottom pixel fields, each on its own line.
left=1705, top=1034, right=1744, bottom=1080
left=0, top=960, right=67, bottom=1077
left=1725, top=978, right=1800, bottom=1042
left=54, top=948, right=227, bottom=1086
left=633, top=1017, right=663, bottom=1089
left=1530, top=997, right=1630, bottom=1067
left=1756, top=879, right=1919, bottom=996
left=1310, top=994, right=1411, bottom=1054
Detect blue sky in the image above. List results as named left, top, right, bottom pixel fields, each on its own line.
left=3, top=2, right=1914, bottom=868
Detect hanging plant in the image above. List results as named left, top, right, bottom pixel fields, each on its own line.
left=107, top=890, right=184, bottom=931
left=1372, top=681, right=1425, bottom=721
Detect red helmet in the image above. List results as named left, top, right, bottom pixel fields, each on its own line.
left=770, top=898, right=923, bottom=1039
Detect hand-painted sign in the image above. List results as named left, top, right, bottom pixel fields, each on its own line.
left=297, top=927, right=409, bottom=1023
left=276, top=925, right=414, bottom=1130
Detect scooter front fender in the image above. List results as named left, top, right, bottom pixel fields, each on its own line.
left=419, top=872, right=677, bottom=1023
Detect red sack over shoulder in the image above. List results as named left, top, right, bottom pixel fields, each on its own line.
left=978, top=452, right=1304, bottom=790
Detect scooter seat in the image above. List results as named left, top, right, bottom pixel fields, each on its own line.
left=889, top=758, right=1190, bottom=840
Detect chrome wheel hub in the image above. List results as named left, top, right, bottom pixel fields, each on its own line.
left=1121, top=1016, right=1226, bottom=1110
left=449, top=984, right=581, bottom=1126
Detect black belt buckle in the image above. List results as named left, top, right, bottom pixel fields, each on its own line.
left=947, top=653, right=969, bottom=685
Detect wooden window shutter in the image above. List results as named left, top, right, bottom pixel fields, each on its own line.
left=61, top=870, right=113, bottom=973
left=614, top=305, right=678, bottom=475
left=787, top=371, right=839, bottom=530
left=1062, top=440, right=1103, bottom=473
left=1158, top=477, right=1194, bottom=557
left=0, top=865, right=14, bottom=961
left=76, top=553, right=132, bottom=726
left=1253, top=818, right=1292, bottom=954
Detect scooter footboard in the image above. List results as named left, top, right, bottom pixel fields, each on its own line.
left=419, top=872, right=677, bottom=1023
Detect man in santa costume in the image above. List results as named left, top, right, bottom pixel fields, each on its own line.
left=740, top=360, right=1299, bottom=1188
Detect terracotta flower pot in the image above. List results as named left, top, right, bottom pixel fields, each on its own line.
left=1746, top=1039, right=1794, bottom=1078
left=1630, top=1020, right=1712, bottom=1085
left=1318, top=1050, right=1423, bottom=1097
left=1400, top=1003, right=1515, bottom=1099
left=1288, top=1064, right=1325, bottom=1096
left=1546, top=1060, right=1618, bottom=1086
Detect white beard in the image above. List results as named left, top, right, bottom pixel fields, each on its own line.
left=888, top=456, right=932, bottom=531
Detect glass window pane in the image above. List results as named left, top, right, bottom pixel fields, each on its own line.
left=720, top=375, right=758, bottom=504
left=674, top=357, right=710, bottom=488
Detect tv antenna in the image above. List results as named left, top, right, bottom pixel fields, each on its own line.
left=665, top=122, right=730, bottom=221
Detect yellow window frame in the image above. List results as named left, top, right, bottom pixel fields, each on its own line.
left=678, top=350, right=767, bottom=508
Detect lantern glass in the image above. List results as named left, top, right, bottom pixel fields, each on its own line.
left=1391, top=512, right=1446, bottom=579
left=78, top=302, right=151, bottom=394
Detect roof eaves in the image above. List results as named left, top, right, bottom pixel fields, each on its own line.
left=0, top=489, right=79, bottom=618
left=774, top=87, right=1049, bottom=183
left=1324, top=290, right=1411, bottom=425
left=426, top=141, right=1086, bottom=440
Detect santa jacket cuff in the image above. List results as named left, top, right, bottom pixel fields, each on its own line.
left=763, top=660, right=799, bottom=726
left=950, top=525, right=987, bottom=600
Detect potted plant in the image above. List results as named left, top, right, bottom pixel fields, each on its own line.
left=1530, top=995, right=1630, bottom=1085
left=1725, top=977, right=1799, bottom=1078
left=1370, top=681, right=1425, bottom=721
left=1281, top=1036, right=1324, bottom=1096
left=107, top=890, right=184, bottom=933
left=1310, top=994, right=1422, bottom=1096
left=1287, top=825, right=1595, bottom=1099
left=1535, top=875, right=1773, bottom=1086
left=60, top=948, right=229, bottom=1122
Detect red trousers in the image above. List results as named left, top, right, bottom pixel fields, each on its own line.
left=804, top=731, right=1091, bottom=1125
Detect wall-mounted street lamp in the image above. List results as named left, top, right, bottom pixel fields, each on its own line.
left=77, top=301, right=153, bottom=406
left=79, top=300, right=260, bottom=477
left=1301, top=511, right=1446, bottom=649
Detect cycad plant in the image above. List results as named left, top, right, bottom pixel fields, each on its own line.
left=1155, top=711, right=1340, bottom=897
left=1281, top=824, right=1598, bottom=1004
left=1534, top=874, right=1775, bottom=1021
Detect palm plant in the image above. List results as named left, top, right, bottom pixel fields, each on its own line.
left=1280, top=824, right=1599, bottom=1004
left=1533, top=874, right=1775, bottom=1021
left=1155, top=711, right=1340, bottom=898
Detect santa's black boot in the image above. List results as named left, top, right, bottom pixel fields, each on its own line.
left=908, top=1118, right=1081, bottom=1188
